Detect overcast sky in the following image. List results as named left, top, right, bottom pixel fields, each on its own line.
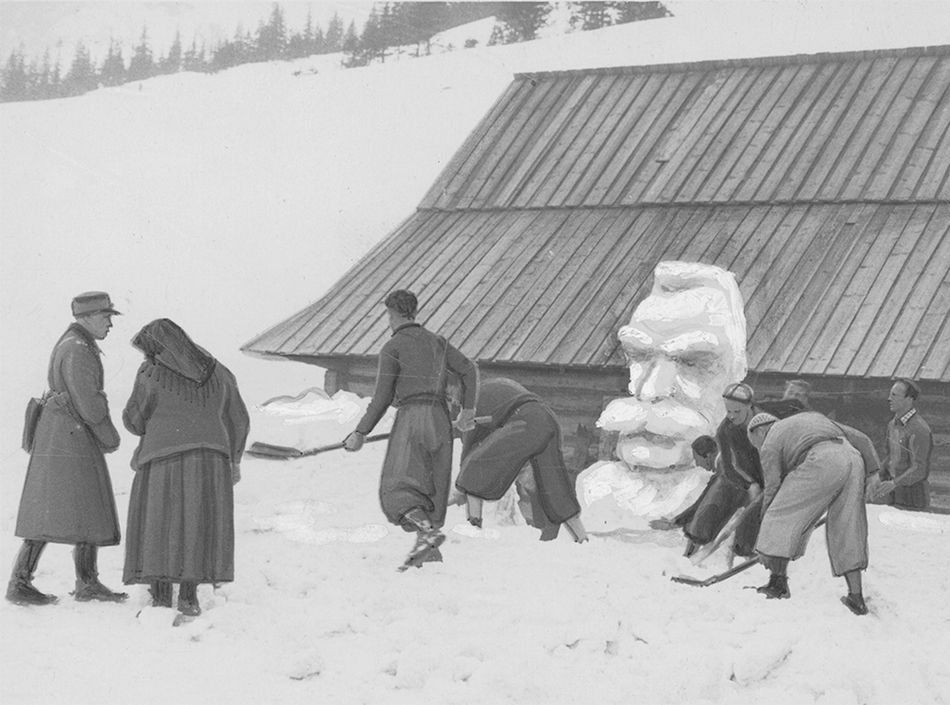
left=0, top=1, right=376, bottom=62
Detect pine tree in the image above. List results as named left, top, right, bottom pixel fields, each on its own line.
left=325, top=12, right=345, bottom=52
left=491, top=2, right=552, bottom=43
left=1, top=49, right=29, bottom=102
left=100, top=39, right=126, bottom=86
left=160, top=31, right=182, bottom=74
left=182, top=39, right=206, bottom=72
left=612, top=1, right=671, bottom=23
left=257, top=3, right=288, bottom=60
left=342, top=21, right=361, bottom=55
left=128, top=26, right=155, bottom=81
left=570, top=2, right=612, bottom=30
left=62, top=41, right=97, bottom=96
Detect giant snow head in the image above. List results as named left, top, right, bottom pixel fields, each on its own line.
left=576, top=262, right=748, bottom=526
left=599, top=261, right=747, bottom=470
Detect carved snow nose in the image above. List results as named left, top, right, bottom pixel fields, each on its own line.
left=636, top=358, right=677, bottom=401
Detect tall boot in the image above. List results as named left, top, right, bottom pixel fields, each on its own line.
left=177, top=581, right=201, bottom=617
left=6, top=540, right=57, bottom=606
left=401, top=508, right=445, bottom=568
left=149, top=580, right=173, bottom=608
left=72, top=544, right=128, bottom=603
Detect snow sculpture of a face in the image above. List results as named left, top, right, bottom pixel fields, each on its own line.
left=577, top=261, right=747, bottom=527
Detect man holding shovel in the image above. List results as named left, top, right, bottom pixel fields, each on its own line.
left=747, top=411, right=882, bottom=615
left=344, top=290, right=478, bottom=571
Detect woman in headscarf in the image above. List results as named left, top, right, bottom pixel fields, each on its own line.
left=122, top=319, right=249, bottom=618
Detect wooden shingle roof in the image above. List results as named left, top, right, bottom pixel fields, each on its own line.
left=244, top=46, right=950, bottom=383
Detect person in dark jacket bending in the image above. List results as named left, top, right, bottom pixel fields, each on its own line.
left=455, top=377, right=588, bottom=543
left=345, top=290, right=478, bottom=569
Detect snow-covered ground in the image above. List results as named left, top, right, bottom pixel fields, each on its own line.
left=3, top=2, right=950, bottom=703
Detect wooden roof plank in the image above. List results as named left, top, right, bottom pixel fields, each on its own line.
left=596, top=71, right=705, bottom=205
left=842, top=204, right=936, bottom=376
left=455, top=77, right=570, bottom=210
left=512, top=208, right=654, bottom=362
left=751, top=62, right=847, bottom=201
left=743, top=206, right=841, bottom=365
left=702, top=66, right=793, bottom=202
left=752, top=205, right=868, bottom=370
left=777, top=60, right=876, bottom=201
left=419, top=79, right=527, bottom=209
left=580, top=207, right=726, bottom=366
left=864, top=56, right=944, bottom=199
left=884, top=59, right=950, bottom=199
left=728, top=63, right=826, bottom=202
left=853, top=205, right=947, bottom=377
left=437, top=210, right=567, bottom=346
left=714, top=65, right=812, bottom=202
left=532, top=207, right=681, bottom=363
left=915, top=275, right=950, bottom=380
left=509, top=75, right=622, bottom=208
left=549, top=76, right=649, bottom=206
left=302, top=211, right=464, bottom=355
left=707, top=206, right=773, bottom=268
left=663, top=66, right=773, bottom=203
left=273, top=211, right=442, bottom=355
left=495, top=74, right=604, bottom=208
left=803, top=57, right=902, bottom=201
left=688, top=65, right=787, bottom=202
left=467, top=77, right=585, bottom=209
left=478, top=209, right=612, bottom=360
left=500, top=209, right=632, bottom=361
left=778, top=203, right=881, bottom=372
left=402, top=211, right=511, bottom=335
left=832, top=56, right=920, bottom=200
left=565, top=73, right=667, bottom=205
left=884, top=209, right=950, bottom=377
left=796, top=206, right=909, bottom=375
left=823, top=205, right=921, bottom=375
left=418, top=211, right=530, bottom=335
left=636, top=66, right=756, bottom=203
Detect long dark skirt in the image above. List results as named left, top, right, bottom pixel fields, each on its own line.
left=123, top=448, right=234, bottom=585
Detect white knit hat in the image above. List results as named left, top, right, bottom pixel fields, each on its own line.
left=747, top=412, right=779, bottom=434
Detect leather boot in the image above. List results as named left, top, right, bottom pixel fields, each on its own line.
left=149, top=580, right=173, bottom=608
left=177, top=581, right=201, bottom=617
left=756, top=573, right=790, bottom=599
left=72, top=544, right=128, bottom=602
left=6, top=540, right=57, bottom=606
left=402, top=508, right=445, bottom=567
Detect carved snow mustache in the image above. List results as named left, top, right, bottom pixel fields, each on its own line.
left=596, top=397, right=711, bottom=438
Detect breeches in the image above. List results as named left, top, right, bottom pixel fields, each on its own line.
left=379, top=403, right=453, bottom=529
left=456, top=402, right=580, bottom=524
left=756, top=441, right=868, bottom=576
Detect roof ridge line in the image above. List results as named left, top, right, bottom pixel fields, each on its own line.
left=514, top=45, right=950, bottom=80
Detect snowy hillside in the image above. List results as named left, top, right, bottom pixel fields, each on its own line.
left=2, top=2, right=950, bottom=704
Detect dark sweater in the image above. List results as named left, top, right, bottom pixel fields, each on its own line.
left=356, top=322, right=477, bottom=435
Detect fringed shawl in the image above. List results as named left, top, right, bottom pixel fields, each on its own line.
left=131, top=319, right=219, bottom=406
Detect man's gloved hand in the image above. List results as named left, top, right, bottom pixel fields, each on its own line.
left=873, top=479, right=896, bottom=499
left=454, top=408, right=477, bottom=433
left=231, top=461, right=241, bottom=486
left=747, top=483, right=762, bottom=502
left=344, top=431, right=365, bottom=452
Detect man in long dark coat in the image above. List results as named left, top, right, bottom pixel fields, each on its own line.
left=345, top=290, right=478, bottom=569
left=7, top=292, right=127, bottom=606
left=455, top=377, right=587, bottom=542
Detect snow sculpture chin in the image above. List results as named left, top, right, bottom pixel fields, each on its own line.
left=577, top=261, right=748, bottom=530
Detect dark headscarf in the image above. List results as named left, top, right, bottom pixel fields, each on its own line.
left=132, top=319, right=218, bottom=403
